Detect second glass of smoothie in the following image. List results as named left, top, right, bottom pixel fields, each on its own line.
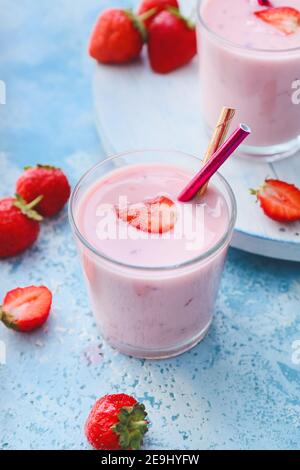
left=198, top=0, right=300, bottom=161
left=69, top=150, right=236, bottom=359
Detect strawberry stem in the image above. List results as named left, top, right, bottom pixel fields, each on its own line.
left=14, top=194, right=43, bottom=222
left=125, top=9, right=149, bottom=42
left=26, top=195, right=44, bottom=210
left=167, top=6, right=195, bottom=30
left=138, top=7, right=157, bottom=23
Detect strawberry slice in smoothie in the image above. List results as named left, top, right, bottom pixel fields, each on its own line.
left=116, top=195, right=177, bottom=233
left=255, top=6, right=300, bottom=35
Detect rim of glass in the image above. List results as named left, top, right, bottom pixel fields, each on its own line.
left=69, top=149, right=237, bottom=272
left=197, top=0, right=300, bottom=54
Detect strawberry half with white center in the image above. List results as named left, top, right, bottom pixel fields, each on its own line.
left=116, top=195, right=177, bottom=233
left=254, top=7, right=300, bottom=35
left=0, top=286, right=52, bottom=332
left=251, top=179, right=300, bottom=222
left=85, top=394, right=148, bottom=450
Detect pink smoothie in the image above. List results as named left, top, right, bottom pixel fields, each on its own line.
left=74, top=163, right=231, bottom=358
left=198, top=0, right=300, bottom=149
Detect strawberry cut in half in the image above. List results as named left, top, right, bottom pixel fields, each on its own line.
left=0, top=286, right=52, bottom=332
left=116, top=195, right=177, bottom=233
left=251, top=179, right=300, bottom=222
left=254, top=7, right=300, bottom=35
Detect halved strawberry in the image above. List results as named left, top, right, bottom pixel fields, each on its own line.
left=116, top=195, right=177, bottom=233
left=251, top=179, right=300, bottom=222
left=0, top=286, right=52, bottom=332
left=254, top=7, right=300, bottom=35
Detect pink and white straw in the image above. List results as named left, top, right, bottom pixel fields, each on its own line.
left=178, top=124, right=251, bottom=203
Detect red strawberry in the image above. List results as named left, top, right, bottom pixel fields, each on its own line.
left=89, top=8, right=147, bottom=64
left=148, top=8, right=197, bottom=74
left=0, top=286, right=52, bottom=332
left=254, top=7, right=300, bottom=35
left=0, top=195, right=42, bottom=258
left=85, top=394, right=148, bottom=450
left=251, top=179, right=300, bottom=222
left=138, top=0, right=179, bottom=27
left=116, top=195, right=177, bottom=233
left=16, top=164, right=71, bottom=217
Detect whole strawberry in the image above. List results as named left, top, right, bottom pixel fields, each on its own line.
left=138, top=0, right=179, bottom=28
left=16, top=164, right=71, bottom=218
left=85, top=394, right=148, bottom=450
left=148, top=7, right=197, bottom=74
left=251, top=179, right=300, bottom=222
left=0, top=285, right=52, bottom=332
left=0, top=195, right=42, bottom=258
left=89, top=8, right=147, bottom=64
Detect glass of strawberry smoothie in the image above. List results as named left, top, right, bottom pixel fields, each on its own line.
left=197, top=0, right=300, bottom=161
left=69, top=150, right=236, bottom=359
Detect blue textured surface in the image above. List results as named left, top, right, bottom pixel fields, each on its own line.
left=1, top=0, right=300, bottom=451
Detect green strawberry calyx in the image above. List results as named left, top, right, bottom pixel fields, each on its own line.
left=167, top=6, right=195, bottom=30
left=24, top=164, right=60, bottom=171
left=125, top=8, right=157, bottom=42
left=13, top=194, right=44, bottom=222
left=112, top=403, right=149, bottom=450
left=250, top=180, right=269, bottom=200
left=0, top=307, right=18, bottom=330
left=250, top=188, right=259, bottom=198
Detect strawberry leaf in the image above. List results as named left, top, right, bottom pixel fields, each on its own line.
left=112, top=403, right=148, bottom=450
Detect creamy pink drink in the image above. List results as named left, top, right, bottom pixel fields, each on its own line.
left=198, top=0, right=300, bottom=160
left=69, top=151, right=236, bottom=359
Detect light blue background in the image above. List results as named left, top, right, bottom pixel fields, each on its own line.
left=1, top=0, right=300, bottom=450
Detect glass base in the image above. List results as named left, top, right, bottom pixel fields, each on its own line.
left=238, top=135, right=300, bottom=163
left=103, top=319, right=212, bottom=360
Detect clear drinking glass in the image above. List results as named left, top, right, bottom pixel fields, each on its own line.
left=197, top=0, right=300, bottom=162
left=69, top=150, right=236, bottom=359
